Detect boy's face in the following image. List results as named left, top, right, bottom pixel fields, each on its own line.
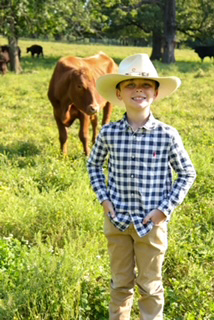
left=116, top=78, right=158, bottom=111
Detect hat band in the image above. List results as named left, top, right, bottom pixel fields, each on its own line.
left=121, top=71, right=157, bottom=77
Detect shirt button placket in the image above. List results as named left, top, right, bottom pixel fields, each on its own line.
left=131, top=133, right=137, bottom=199
left=131, top=133, right=137, bottom=161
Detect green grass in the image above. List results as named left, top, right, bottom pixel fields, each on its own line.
left=0, top=37, right=214, bottom=319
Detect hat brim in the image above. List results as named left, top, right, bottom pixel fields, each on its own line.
left=96, top=74, right=181, bottom=107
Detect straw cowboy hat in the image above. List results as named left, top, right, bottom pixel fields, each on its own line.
left=96, top=53, right=181, bottom=107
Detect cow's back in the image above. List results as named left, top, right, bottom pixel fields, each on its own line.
left=83, top=52, right=118, bottom=79
left=54, top=52, right=117, bottom=81
left=194, top=45, right=214, bottom=59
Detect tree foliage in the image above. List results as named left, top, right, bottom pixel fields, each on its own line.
left=1, top=0, right=214, bottom=44
left=1, top=0, right=214, bottom=69
left=88, top=0, right=163, bottom=43
left=177, top=0, right=214, bottom=45
left=0, top=0, right=91, bottom=72
left=0, top=0, right=90, bottom=40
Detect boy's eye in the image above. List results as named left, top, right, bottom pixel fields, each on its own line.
left=125, top=82, right=153, bottom=89
left=126, top=83, right=135, bottom=88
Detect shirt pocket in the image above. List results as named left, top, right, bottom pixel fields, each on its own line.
left=140, top=149, right=161, bottom=171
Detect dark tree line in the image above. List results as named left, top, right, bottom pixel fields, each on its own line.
left=1, top=0, right=214, bottom=73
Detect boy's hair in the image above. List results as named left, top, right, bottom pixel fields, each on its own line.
left=116, top=79, right=160, bottom=90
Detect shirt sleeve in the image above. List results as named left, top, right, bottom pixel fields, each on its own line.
left=158, top=129, right=197, bottom=216
left=87, top=126, right=109, bottom=204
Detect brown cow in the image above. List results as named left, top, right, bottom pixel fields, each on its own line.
left=0, top=51, right=9, bottom=75
left=48, top=52, right=118, bottom=155
left=0, top=45, right=22, bottom=62
left=0, top=45, right=22, bottom=74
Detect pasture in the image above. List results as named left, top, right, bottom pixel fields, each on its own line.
left=0, top=37, right=214, bottom=319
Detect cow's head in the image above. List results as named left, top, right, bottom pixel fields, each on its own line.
left=68, top=67, right=101, bottom=116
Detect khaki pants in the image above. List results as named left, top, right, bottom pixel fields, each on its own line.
left=104, top=215, right=168, bottom=320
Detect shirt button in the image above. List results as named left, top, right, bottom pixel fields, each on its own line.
left=132, top=155, right=135, bottom=159
left=131, top=174, right=134, bottom=178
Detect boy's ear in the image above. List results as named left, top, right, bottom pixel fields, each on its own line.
left=154, top=89, right=159, bottom=99
left=116, top=89, right=122, bottom=100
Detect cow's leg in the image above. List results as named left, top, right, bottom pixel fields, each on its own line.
left=79, top=114, right=90, bottom=156
left=50, top=98, right=68, bottom=154
left=90, top=114, right=99, bottom=144
left=102, top=101, right=113, bottom=125
left=51, top=102, right=78, bottom=155
left=0, top=61, right=7, bottom=75
left=53, top=111, right=68, bottom=155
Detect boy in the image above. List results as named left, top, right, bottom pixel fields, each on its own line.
left=87, top=53, right=196, bottom=319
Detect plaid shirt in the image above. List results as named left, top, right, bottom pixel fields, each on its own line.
left=87, top=113, right=196, bottom=237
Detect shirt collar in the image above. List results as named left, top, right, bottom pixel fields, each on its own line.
left=119, top=112, right=158, bottom=131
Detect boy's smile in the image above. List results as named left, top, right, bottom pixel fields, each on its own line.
left=116, top=78, right=158, bottom=111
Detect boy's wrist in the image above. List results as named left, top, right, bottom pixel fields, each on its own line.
left=158, top=203, right=174, bottom=216
left=97, top=191, right=109, bottom=204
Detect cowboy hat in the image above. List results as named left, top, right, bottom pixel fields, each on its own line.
left=96, top=53, right=181, bottom=107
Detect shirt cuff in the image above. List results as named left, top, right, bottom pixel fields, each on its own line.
left=97, top=190, right=109, bottom=204
left=158, top=201, right=176, bottom=216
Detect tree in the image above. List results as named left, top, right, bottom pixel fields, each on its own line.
left=0, top=1, right=22, bottom=73
left=87, top=1, right=159, bottom=56
left=87, top=0, right=177, bottom=63
left=0, top=0, right=90, bottom=72
left=176, top=0, right=214, bottom=45
left=2, top=0, right=214, bottom=68
left=87, top=0, right=214, bottom=62
left=162, top=0, right=176, bottom=63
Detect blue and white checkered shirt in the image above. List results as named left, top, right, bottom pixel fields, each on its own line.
left=87, top=113, right=196, bottom=237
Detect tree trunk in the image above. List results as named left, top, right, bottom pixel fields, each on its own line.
left=8, top=37, right=22, bottom=74
left=150, top=30, right=163, bottom=61
left=8, top=1, right=22, bottom=74
left=162, top=0, right=176, bottom=64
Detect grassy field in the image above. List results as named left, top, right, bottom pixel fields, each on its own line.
left=0, top=37, right=214, bottom=319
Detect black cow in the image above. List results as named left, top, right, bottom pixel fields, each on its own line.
left=0, top=45, right=21, bottom=61
left=26, top=45, right=44, bottom=58
left=194, top=46, right=214, bottom=62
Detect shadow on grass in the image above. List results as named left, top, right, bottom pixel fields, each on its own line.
left=153, top=59, right=214, bottom=73
left=21, top=54, right=122, bottom=71
left=20, top=56, right=61, bottom=71
left=20, top=55, right=122, bottom=71
left=174, top=60, right=213, bottom=73
left=0, top=141, right=41, bottom=158
left=19, top=55, right=214, bottom=74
